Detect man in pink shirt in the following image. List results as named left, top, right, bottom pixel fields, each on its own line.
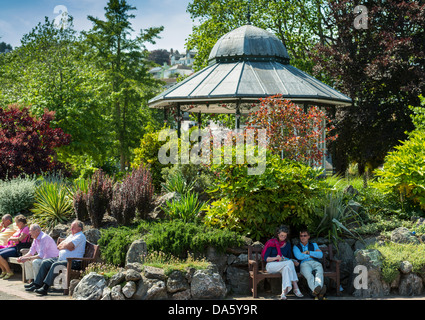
left=17, top=224, right=59, bottom=287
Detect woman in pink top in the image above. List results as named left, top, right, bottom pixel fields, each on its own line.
left=0, top=214, right=31, bottom=279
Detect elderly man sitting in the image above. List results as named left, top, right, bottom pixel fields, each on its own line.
left=25, top=220, right=86, bottom=295
left=18, top=224, right=59, bottom=287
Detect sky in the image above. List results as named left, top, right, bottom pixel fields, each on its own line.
left=0, top=0, right=194, bottom=52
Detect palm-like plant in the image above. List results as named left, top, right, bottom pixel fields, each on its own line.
left=161, top=192, right=206, bottom=223
left=314, top=191, right=363, bottom=248
left=31, top=181, right=74, bottom=228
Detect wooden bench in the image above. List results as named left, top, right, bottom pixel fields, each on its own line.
left=57, top=238, right=100, bottom=295
left=248, top=244, right=341, bottom=298
left=8, top=248, right=30, bottom=282
left=7, top=238, right=100, bottom=292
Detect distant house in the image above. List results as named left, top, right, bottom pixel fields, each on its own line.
left=148, top=49, right=197, bottom=88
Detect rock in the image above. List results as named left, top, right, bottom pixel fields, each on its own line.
left=108, top=271, right=126, bottom=287
left=398, top=273, right=423, bottom=296
left=133, top=276, right=168, bottom=300
left=150, top=192, right=181, bottom=220
left=73, top=272, right=106, bottom=300
left=190, top=269, right=227, bottom=299
left=101, top=287, right=112, bottom=300
left=111, top=284, right=126, bottom=300
left=48, top=223, right=69, bottom=240
left=69, top=279, right=80, bottom=296
left=125, top=269, right=142, bottom=282
left=400, top=261, right=413, bottom=274
left=354, top=237, right=377, bottom=251
left=144, top=265, right=167, bottom=281
left=205, top=247, right=227, bottom=276
left=126, top=262, right=144, bottom=273
left=122, top=281, right=137, bottom=298
left=146, top=279, right=168, bottom=300
left=352, top=249, right=390, bottom=298
left=167, top=270, right=190, bottom=293
left=336, top=241, right=354, bottom=278
left=125, top=239, right=148, bottom=265
left=226, top=266, right=250, bottom=295
left=171, top=289, right=191, bottom=300
left=391, top=227, right=419, bottom=244
left=84, top=228, right=101, bottom=244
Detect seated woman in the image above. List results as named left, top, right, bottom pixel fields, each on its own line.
left=0, top=214, right=31, bottom=279
left=262, top=225, right=303, bottom=300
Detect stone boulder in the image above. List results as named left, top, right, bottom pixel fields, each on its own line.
left=352, top=249, right=390, bottom=298
left=190, top=269, right=227, bottom=299
left=167, top=270, right=190, bottom=294
left=73, top=272, right=106, bottom=300
left=226, top=266, right=250, bottom=295
left=125, top=239, right=148, bottom=265
left=391, top=227, right=419, bottom=244
left=398, top=273, right=423, bottom=296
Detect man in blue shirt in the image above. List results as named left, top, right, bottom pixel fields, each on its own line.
left=293, top=229, right=326, bottom=299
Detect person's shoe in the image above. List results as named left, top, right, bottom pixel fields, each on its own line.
left=294, top=288, right=304, bottom=298
left=25, top=284, right=41, bottom=292
left=313, top=285, right=322, bottom=296
left=2, top=272, right=14, bottom=280
left=24, top=281, right=35, bottom=289
left=0, top=272, right=6, bottom=278
left=280, top=292, right=287, bottom=300
left=318, top=285, right=327, bottom=300
left=35, top=284, right=49, bottom=295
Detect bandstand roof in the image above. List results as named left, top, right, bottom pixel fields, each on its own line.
left=148, top=24, right=352, bottom=114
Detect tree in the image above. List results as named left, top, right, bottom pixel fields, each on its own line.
left=245, top=95, right=336, bottom=166
left=186, top=0, right=331, bottom=73
left=84, top=0, right=165, bottom=171
left=311, top=0, right=425, bottom=174
left=0, top=42, right=12, bottom=53
left=0, top=105, right=71, bottom=179
left=0, top=17, right=112, bottom=175
left=148, top=49, right=170, bottom=66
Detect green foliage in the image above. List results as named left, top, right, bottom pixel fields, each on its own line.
left=0, top=176, right=37, bottom=215
left=31, top=181, right=75, bottom=229
left=161, top=170, right=195, bottom=194
left=311, top=191, right=363, bottom=247
left=370, top=242, right=425, bottom=283
left=97, top=224, right=147, bottom=266
left=374, top=103, right=425, bottom=211
left=161, top=192, right=207, bottom=223
left=143, top=220, right=244, bottom=258
left=143, top=251, right=209, bottom=276
left=204, top=153, right=328, bottom=240
left=131, top=128, right=169, bottom=192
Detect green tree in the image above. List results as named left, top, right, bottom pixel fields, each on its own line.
left=0, top=17, right=112, bottom=175
left=186, top=0, right=331, bottom=73
left=84, top=0, right=164, bottom=171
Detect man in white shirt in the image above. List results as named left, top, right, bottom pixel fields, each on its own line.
left=27, top=220, right=86, bottom=295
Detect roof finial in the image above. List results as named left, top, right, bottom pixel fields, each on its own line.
left=246, top=0, right=252, bottom=25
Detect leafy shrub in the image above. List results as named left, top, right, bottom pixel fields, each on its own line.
left=311, top=191, right=363, bottom=247
left=374, top=97, right=425, bottom=212
left=161, top=170, right=195, bottom=194
left=31, top=181, right=74, bottom=228
left=86, top=169, right=113, bottom=228
left=0, top=105, right=71, bottom=179
left=143, top=220, right=244, bottom=258
left=370, top=242, right=425, bottom=283
left=110, top=165, right=154, bottom=225
left=143, top=251, right=209, bottom=276
left=131, top=128, right=168, bottom=192
left=0, top=176, right=37, bottom=215
left=97, top=224, right=147, bottom=266
left=161, top=192, right=206, bottom=223
left=205, top=153, right=329, bottom=240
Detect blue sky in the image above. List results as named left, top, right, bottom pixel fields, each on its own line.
left=0, top=0, right=194, bottom=52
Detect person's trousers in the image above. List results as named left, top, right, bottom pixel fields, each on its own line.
left=266, top=260, right=298, bottom=293
left=300, top=260, right=324, bottom=291
left=34, top=257, right=68, bottom=287
left=24, top=258, right=43, bottom=281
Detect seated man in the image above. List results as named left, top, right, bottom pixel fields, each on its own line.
left=293, top=229, right=327, bottom=299
left=18, top=224, right=59, bottom=286
left=26, top=220, right=86, bottom=295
